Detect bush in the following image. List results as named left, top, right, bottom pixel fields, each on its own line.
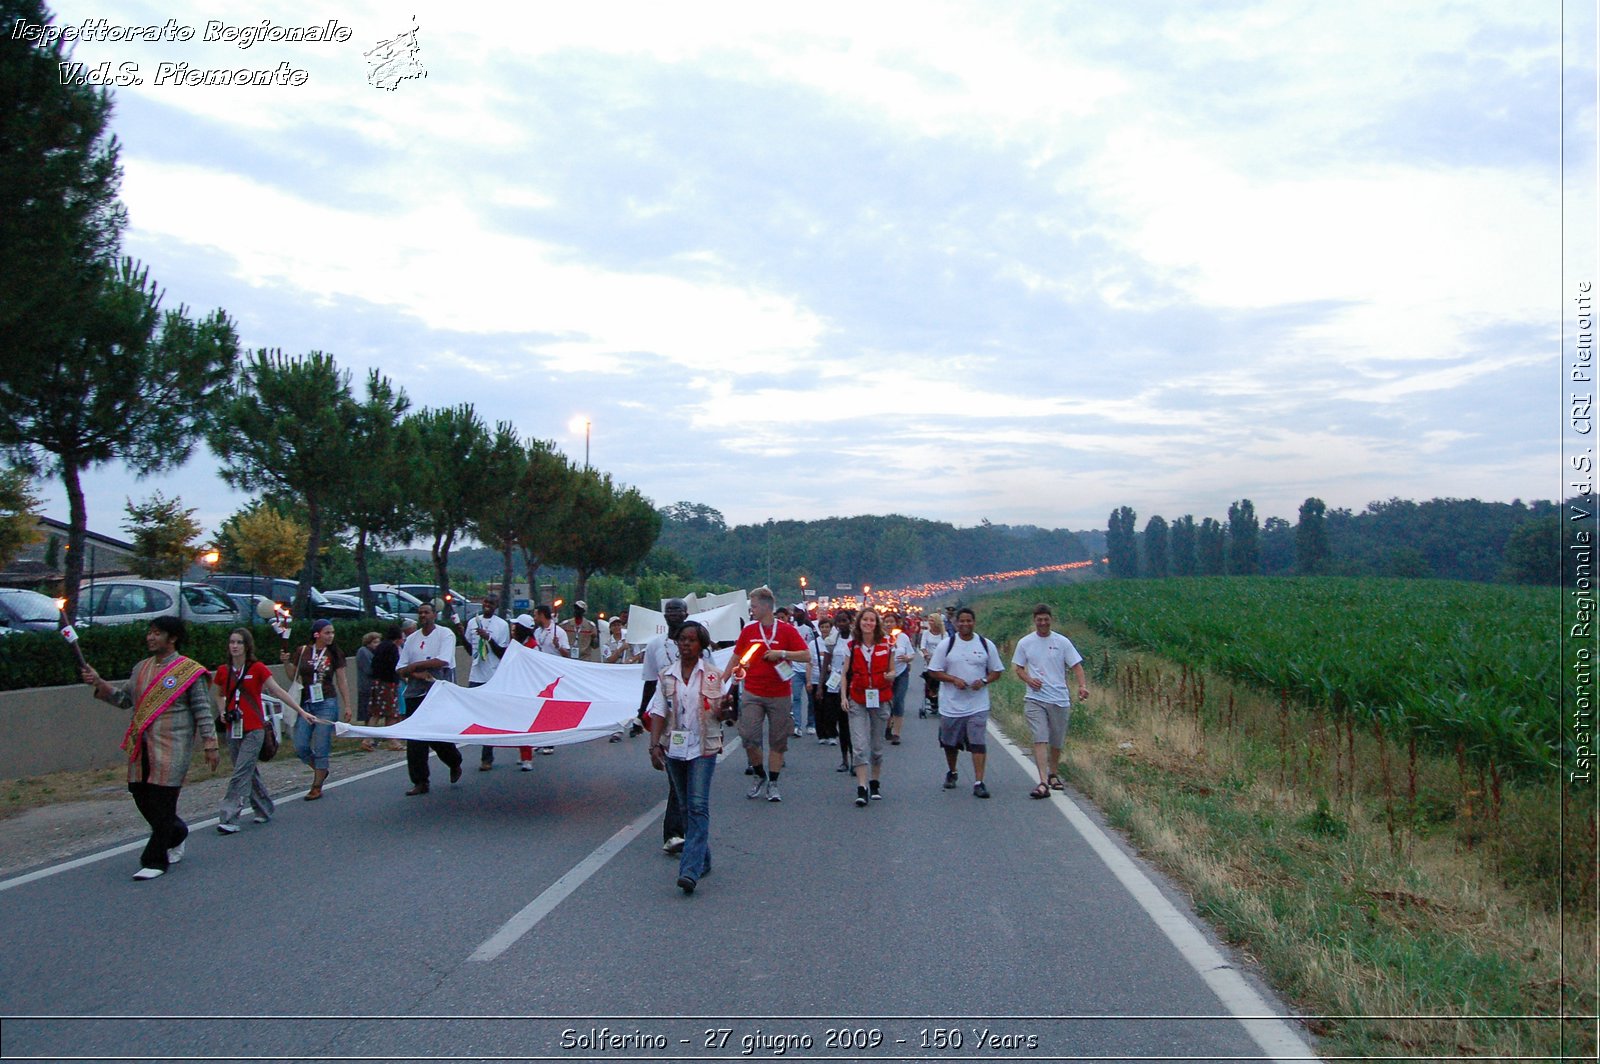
left=0, top=622, right=331, bottom=691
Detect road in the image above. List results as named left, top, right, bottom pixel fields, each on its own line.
left=0, top=708, right=1316, bottom=1063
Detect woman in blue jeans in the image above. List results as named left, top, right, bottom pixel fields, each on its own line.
left=647, top=622, right=732, bottom=895
left=281, top=618, right=352, bottom=800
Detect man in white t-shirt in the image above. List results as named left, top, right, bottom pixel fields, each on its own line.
left=467, top=594, right=512, bottom=770
left=928, top=606, right=1005, bottom=798
left=1011, top=602, right=1088, bottom=799
left=398, top=602, right=461, bottom=796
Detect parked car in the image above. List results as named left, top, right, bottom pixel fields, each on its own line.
left=395, top=584, right=482, bottom=622
left=326, top=584, right=425, bottom=621
left=207, top=575, right=365, bottom=620
left=225, top=592, right=280, bottom=620
left=0, top=588, right=63, bottom=635
left=323, top=592, right=396, bottom=621
left=78, top=580, right=245, bottom=627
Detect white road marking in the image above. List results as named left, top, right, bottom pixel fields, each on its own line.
left=468, top=799, right=667, bottom=963
left=0, top=759, right=407, bottom=894
left=988, top=720, right=1320, bottom=1063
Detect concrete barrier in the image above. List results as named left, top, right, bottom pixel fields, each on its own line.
left=0, top=648, right=473, bottom=781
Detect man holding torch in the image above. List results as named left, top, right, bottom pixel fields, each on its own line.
left=80, top=617, right=219, bottom=880
left=730, top=586, right=809, bottom=803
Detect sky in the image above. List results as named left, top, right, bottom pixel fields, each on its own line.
left=24, top=0, right=1600, bottom=543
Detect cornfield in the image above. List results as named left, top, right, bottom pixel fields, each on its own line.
left=1060, top=576, right=1564, bottom=778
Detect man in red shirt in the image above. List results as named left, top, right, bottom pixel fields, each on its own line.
left=731, top=586, right=809, bottom=802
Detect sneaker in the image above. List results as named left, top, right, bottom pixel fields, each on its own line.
left=805, top=726, right=816, bottom=735
left=216, top=823, right=240, bottom=835
left=677, top=875, right=697, bottom=895
left=132, top=867, right=165, bottom=880
left=869, top=780, right=882, bottom=800
left=746, top=779, right=767, bottom=800
left=817, top=737, right=830, bottom=745
left=766, top=783, right=783, bottom=803
left=973, top=781, right=990, bottom=799
left=166, top=841, right=185, bottom=864
left=943, top=770, right=958, bottom=789
left=827, top=738, right=839, bottom=746
left=519, top=761, right=533, bottom=771
left=538, top=746, right=556, bottom=755
left=251, top=815, right=270, bottom=824
left=792, top=728, right=802, bottom=738
left=608, top=732, right=623, bottom=743
left=855, top=787, right=868, bottom=807
left=662, top=836, right=685, bottom=855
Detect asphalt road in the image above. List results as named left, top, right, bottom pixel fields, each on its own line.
left=0, top=706, right=1316, bottom=1063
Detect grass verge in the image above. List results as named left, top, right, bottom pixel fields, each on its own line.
left=978, top=595, right=1596, bottom=1061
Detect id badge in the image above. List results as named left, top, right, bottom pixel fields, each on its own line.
left=865, top=688, right=881, bottom=709
left=308, top=682, right=324, bottom=704
left=774, top=659, right=794, bottom=681
left=229, top=715, right=244, bottom=740
left=668, top=730, right=688, bottom=749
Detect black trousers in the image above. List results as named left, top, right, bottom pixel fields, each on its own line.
left=128, top=782, right=186, bottom=870
left=407, top=739, right=462, bottom=785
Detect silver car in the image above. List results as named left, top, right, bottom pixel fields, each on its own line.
left=326, top=584, right=424, bottom=621
left=78, top=579, right=246, bottom=626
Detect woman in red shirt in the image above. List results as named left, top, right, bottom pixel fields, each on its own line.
left=213, top=628, right=302, bottom=833
left=840, top=607, right=895, bottom=807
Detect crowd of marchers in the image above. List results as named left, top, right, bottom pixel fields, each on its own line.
left=76, top=588, right=1087, bottom=894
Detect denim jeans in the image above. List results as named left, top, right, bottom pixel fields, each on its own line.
left=293, top=698, right=337, bottom=772
left=664, top=754, right=716, bottom=882
left=790, top=673, right=812, bottom=730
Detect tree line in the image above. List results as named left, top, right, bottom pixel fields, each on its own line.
left=0, top=4, right=658, bottom=619
left=1104, top=496, right=1574, bottom=584
left=654, top=502, right=1094, bottom=595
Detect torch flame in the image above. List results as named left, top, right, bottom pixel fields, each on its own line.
left=738, top=643, right=762, bottom=666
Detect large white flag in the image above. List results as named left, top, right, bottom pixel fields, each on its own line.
left=336, top=640, right=641, bottom=747
left=336, top=640, right=737, bottom=747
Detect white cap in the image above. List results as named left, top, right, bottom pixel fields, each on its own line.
left=514, top=613, right=536, bottom=627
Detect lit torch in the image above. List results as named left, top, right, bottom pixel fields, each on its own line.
left=270, top=603, right=293, bottom=641
left=55, top=597, right=88, bottom=671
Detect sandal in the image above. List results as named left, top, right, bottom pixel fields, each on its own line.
left=1029, top=783, right=1050, bottom=800
left=304, top=785, right=322, bottom=801
left=1048, top=774, right=1064, bottom=791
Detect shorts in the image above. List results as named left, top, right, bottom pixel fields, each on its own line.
left=1024, top=698, right=1071, bottom=748
left=938, top=712, right=988, bottom=753
left=736, top=692, right=793, bottom=753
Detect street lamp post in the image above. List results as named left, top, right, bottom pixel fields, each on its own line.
left=569, top=415, right=591, bottom=469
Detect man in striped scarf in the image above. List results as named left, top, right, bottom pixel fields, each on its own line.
left=82, top=617, right=219, bottom=880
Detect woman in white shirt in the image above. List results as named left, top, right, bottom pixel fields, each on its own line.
left=647, top=622, right=731, bottom=895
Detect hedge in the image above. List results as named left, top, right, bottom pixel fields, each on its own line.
left=0, top=621, right=394, bottom=692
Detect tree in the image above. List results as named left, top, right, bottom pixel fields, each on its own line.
left=208, top=350, right=360, bottom=615
left=508, top=440, right=578, bottom=607
left=1296, top=497, right=1329, bottom=574
left=1500, top=513, right=1560, bottom=584
left=1227, top=499, right=1260, bottom=575
left=1, top=0, right=125, bottom=387
left=462, top=422, right=529, bottom=609
left=0, top=465, right=42, bottom=569
left=1170, top=515, right=1197, bottom=577
left=331, top=370, right=411, bottom=614
left=1142, top=515, right=1169, bottom=578
left=1197, top=517, right=1226, bottom=575
left=122, top=492, right=201, bottom=579
left=406, top=404, right=495, bottom=623
left=221, top=503, right=310, bottom=581
left=1, top=256, right=237, bottom=617
left=1, top=7, right=237, bottom=617
left=1106, top=506, right=1139, bottom=578
left=546, top=469, right=661, bottom=603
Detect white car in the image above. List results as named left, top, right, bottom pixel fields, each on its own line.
left=78, top=579, right=246, bottom=627
left=326, top=584, right=425, bottom=621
